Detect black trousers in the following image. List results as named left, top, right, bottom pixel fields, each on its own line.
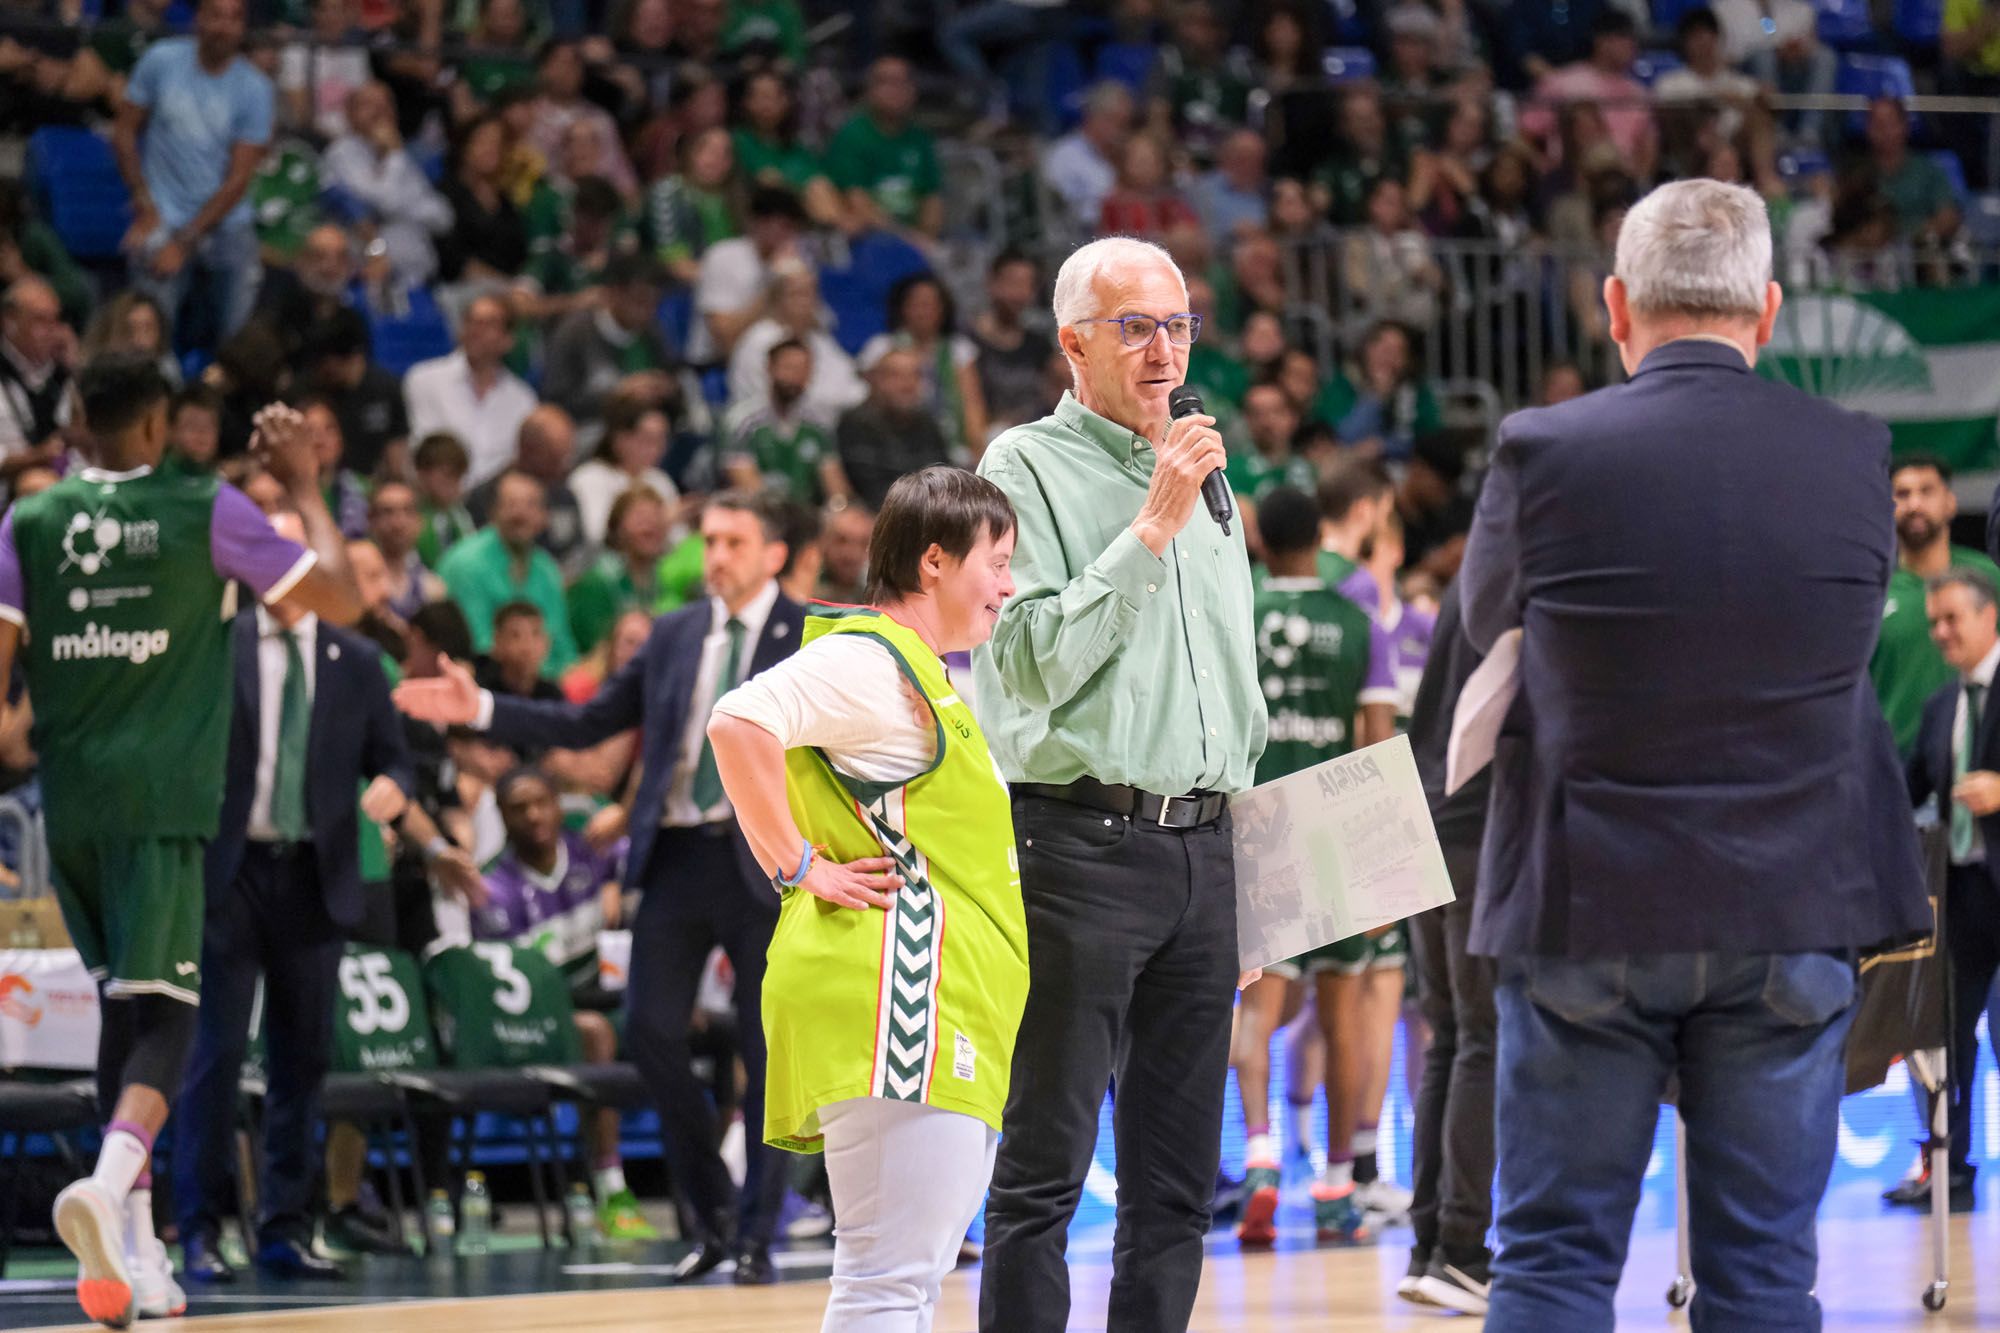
left=980, top=794, right=1239, bottom=1333
left=1944, top=862, right=2000, bottom=1177
left=625, top=823, right=786, bottom=1247
left=174, top=843, right=343, bottom=1248
left=1407, top=837, right=1497, bottom=1257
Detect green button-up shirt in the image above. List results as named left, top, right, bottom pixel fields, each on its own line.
left=437, top=527, right=579, bottom=677
left=972, top=392, right=1268, bottom=795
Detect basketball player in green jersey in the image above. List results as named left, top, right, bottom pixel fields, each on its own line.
left=0, top=353, right=363, bottom=1329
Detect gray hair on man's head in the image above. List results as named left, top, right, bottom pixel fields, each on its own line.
left=1613, top=178, right=1772, bottom=320
left=1051, top=236, right=1187, bottom=329
left=1929, top=567, right=1999, bottom=612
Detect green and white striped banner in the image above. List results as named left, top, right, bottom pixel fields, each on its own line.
left=1758, top=286, right=2000, bottom=473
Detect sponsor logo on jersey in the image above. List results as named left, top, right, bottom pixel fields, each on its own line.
left=50, top=622, right=172, bottom=664
left=1267, top=708, right=1349, bottom=747
left=59, top=510, right=160, bottom=577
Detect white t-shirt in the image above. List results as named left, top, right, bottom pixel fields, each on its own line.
left=691, top=238, right=773, bottom=364
left=278, top=42, right=372, bottom=139
left=713, top=634, right=937, bottom=786
left=568, top=458, right=679, bottom=548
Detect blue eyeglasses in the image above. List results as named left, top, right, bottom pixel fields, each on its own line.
left=1077, top=312, right=1203, bottom=347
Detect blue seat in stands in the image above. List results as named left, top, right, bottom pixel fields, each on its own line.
left=1034, top=40, right=1087, bottom=131
left=26, top=128, right=132, bottom=263
left=1893, top=0, right=1944, bottom=45
left=1837, top=52, right=1918, bottom=133
left=1817, top=0, right=1881, bottom=48
left=818, top=233, right=930, bottom=357
left=1930, top=148, right=1969, bottom=201
left=658, top=288, right=694, bottom=360
left=366, top=288, right=454, bottom=377
left=1631, top=51, right=1684, bottom=85
left=1093, top=40, right=1155, bottom=93
left=1651, top=0, right=1713, bottom=29
left=1322, top=48, right=1376, bottom=83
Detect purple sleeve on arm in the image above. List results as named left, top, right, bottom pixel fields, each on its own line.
left=210, top=483, right=315, bottom=602
left=0, top=510, right=23, bottom=625
left=1338, top=566, right=1379, bottom=616
left=1365, top=621, right=1397, bottom=695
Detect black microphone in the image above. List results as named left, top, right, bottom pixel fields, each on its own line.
left=1168, top=384, right=1233, bottom=536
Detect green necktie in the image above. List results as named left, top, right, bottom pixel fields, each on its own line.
left=271, top=630, right=311, bottom=841
left=689, top=617, right=748, bottom=813
left=1952, top=682, right=1985, bottom=861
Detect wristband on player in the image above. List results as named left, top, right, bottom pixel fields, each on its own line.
left=775, top=839, right=815, bottom=888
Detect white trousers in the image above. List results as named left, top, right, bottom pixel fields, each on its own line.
left=819, top=1096, right=998, bottom=1333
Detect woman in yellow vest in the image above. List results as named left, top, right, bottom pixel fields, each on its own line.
left=706, top=466, right=1027, bottom=1330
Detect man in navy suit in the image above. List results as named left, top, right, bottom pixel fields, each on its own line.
left=1458, top=179, right=1931, bottom=1331
left=174, top=511, right=419, bottom=1283
left=1906, top=568, right=2000, bottom=1211
left=394, top=490, right=802, bottom=1285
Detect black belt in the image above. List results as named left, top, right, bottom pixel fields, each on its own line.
left=1014, top=777, right=1228, bottom=830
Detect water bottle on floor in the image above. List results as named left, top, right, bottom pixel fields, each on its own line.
left=426, top=1189, right=455, bottom=1248
left=459, top=1172, right=491, bottom=1256
left=566, top=1184, right=598, bottom=1247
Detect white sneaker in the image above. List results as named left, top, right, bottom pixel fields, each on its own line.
left=1356, top=1178, right=1414, bottom=1221
left=53, top=1180, right=134, bottom=1329
left=129, top=1239, right=186, bottom=1319
left=783, top=1203, right=834, bottom=1240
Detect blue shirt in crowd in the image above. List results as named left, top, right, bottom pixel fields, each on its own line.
left=125, top=37, right=274, bottom=232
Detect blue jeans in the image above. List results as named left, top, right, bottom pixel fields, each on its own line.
left=129, top=218, right=262, bottom=356
left=1487, top=951, right=1859, bottom=1333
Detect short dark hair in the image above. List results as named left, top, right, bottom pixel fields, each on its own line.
left=495, top=764, right=555, bottom=807
left=990, top=246, right=1036, bottom=278
left=1676, top=6, right=1720, bottom=40
left=776, top=498, right=823, bottom=578
left=170, top=383, right=223, bottom=421
left=493, top=600, right=546, bottom=632
left=1256, top=486, right=1320, bottom=558
left=414, top=432, right=470, bottom=476
left=705, top=488, right=785, bottom=543
left=1316, top=457, right=1394, bottom=523
left=768, top=336, right=810, bottom=364
left=409, top=600, right=474, bottom=660
left=603, top=252, right=664, bottom=292
left=78, top=352, right=172, bottom=438
left=571, top=175, right=623, bottom=223
left=746, top=184, right=808, bottom=224
left=1592, top=8, right=1637, bottom=38
left=1893, top=452, right=1952, bottom=486
left=299, top=307, right=371, bottom=365
left=865, top=466, right=1017, bottom=604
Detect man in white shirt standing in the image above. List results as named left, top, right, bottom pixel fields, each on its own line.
left=402, top=295, right=538, bottom=488
left=690, top=186, right=808, bottom=366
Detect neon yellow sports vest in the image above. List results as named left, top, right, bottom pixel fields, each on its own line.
left=763, top=607, right=1027, bottom=1152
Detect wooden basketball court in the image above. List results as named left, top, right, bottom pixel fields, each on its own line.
left=3, top=1207, right=1994, bottom=1332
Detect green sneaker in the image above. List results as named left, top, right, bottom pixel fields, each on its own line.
left=1236, top=1163, right=1282, bottom=1246
left=598, top=1190, right=659, bottom=1241
left=1311, top=1182, right=1371, bottom=1245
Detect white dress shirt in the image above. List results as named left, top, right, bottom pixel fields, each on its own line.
left=402, top=351, right=539, bottom=489
left=248, top=608, right=318, bottom=842
left=1950, top=638, right=2000, bottom=865
left=666, top=580, right=781, bottom=828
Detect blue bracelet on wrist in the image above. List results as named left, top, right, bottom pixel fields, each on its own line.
left=776, top=839, right=814, bottom=888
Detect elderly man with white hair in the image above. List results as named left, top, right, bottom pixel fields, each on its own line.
left=970, top=235, right=1266, bottom=1333
left=1457, top=179, right=1930, bottom=1329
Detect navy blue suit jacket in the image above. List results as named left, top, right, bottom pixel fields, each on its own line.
left=1458, top=338, right=1931, bottom=957
left=210, top=612, right=417, bottom=933
left=1907, top=674, right=2000, bottom=891
left=479, top=590, right=807, bottom=893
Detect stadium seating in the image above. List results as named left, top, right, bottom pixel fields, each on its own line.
left=1651, top=0, right=1715, bottom=31
left=1093, top=40, right=1156, bottom=94
left=1322, top=48, right=1377, bottom=84
left=1838, top=52, right=1920, bottom=133
left=1631, top=51, right=1685, bottom=85
left=1816, top=0, right=1882, bottom=49
left=366, top=287, right=456, bottom=378
left=25, top=128, right=133, bottom=264
left=818, top=231, right=931, bottom=356
left=1893, top=0, right=1945, bottom=46
left=0, top=1078, right=97, bottom=1276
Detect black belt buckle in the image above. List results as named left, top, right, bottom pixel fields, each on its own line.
left=1154, top=793, right=1203, bottom=829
